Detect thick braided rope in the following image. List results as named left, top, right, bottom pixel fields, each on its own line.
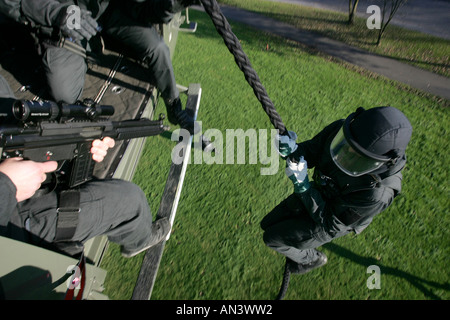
left=200, top=0, right=287, bottom=135
left=276, top=262, right=291, bottom=300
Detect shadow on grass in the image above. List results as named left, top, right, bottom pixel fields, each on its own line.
left=190, top=9, right=323, bottom=59
left=324, top=242, right=450, bottom=300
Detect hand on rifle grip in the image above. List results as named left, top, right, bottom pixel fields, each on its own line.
left=0, top=158, right=58, bottom=202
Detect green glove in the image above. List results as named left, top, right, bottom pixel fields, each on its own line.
left=275, top=130, right=298, bottom=157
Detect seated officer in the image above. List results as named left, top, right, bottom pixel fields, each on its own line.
left=0, top=74, right=170, bottom=258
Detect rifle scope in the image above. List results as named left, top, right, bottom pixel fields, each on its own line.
left=13, top=100, right=115, bottom=121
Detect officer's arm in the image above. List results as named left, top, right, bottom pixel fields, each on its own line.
left=0, top=172, right=18, bottom=227
left=0, top=0, right=21, bottom=21
left=0, top=0, right=71, bottom=26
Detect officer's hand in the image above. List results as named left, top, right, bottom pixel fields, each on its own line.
left=0, top=158, right=58, bottom=202
left=56, top=6, right=99, bottom=41
left=275, top=130, right=298, bottom=157
left=91, top=137, right=115, bottom=163
left=285, top=157, right=310, bottom=193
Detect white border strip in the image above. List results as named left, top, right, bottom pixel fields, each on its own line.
left=166, top=86, right=202, bottom=240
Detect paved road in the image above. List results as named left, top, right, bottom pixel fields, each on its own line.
left=192, top=4, right=450, bottom=100
left=266, top=0, right=450, bottom=40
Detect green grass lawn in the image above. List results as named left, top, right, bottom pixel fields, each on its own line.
left=100, top=9, right=449, bottom=300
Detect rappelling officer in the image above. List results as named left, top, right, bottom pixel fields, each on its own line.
left=263, top=106, right=413, bottom=274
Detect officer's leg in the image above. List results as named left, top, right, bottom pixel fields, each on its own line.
left=12, top=179, right=168, bottom=255
left=74, top=179, right=171, bottom=257
left=262, top=216, right=321, bottom=265
left=72, top=179, right=157, bottom=251
left=41, top=46, right=87, bottom=103
left=100, top=5, right=177, bottom=101
left=261, top=194, right=327, bottom=265
left=261, top=194, right=302, bottom=231
left=0, top=74, right=16, bottom=98
left=101, top=10, right=197, bottom=134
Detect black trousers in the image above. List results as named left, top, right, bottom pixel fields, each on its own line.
left=42, top=4, right=178, bottom=104
left=6, top=179, right=153, bottom=253
left=261, top=193, right=349, bottom=264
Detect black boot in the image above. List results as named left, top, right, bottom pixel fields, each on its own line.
left=121, top=217, right=171, bottom=258
left=286, top=252, right=328, bottom=274
left=165, top=97, right=197, bottom=135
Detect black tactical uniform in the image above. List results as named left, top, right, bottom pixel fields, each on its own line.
left=262, top=106, right=412, bottom=273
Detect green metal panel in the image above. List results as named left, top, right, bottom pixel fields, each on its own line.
left=0, top=236, right=108, bottom=300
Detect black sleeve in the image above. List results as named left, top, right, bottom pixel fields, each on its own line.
left=13, top=0, right=73, bottom=26
left=0, top=172, right=18, bottom=227
left=0, top=0, right=21, bottom=21
left=0, top=74, right=19, bottom=227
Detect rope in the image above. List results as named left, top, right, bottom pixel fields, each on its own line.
left=199, top=0, right=287, bottom=135
left=198, top=0, right=291, bottom=299
left=276, top=261, right=291, bottom=300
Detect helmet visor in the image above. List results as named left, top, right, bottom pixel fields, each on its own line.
left=330, top=127, right=386, bottom=177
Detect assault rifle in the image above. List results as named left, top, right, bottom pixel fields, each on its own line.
left=0, top=99, right=168, bottom=188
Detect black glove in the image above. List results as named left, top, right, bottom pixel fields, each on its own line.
left=55, top=6, right=99, bottom=42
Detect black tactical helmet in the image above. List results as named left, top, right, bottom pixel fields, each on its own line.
left=330, top=106, right=412, bottom=177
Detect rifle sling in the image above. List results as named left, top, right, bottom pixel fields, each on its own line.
left=55, top=189, right=80, bottom=242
